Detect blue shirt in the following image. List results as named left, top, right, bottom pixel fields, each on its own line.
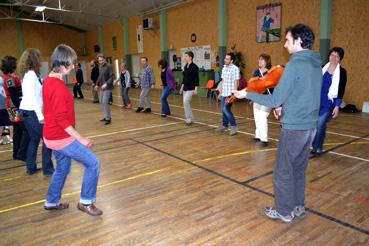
left=319, top=71, right=341, bottom=115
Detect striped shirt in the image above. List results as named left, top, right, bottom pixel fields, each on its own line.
left=140, top=64, right=155, bottom=88
left=221, top=63, right=240, bottom=97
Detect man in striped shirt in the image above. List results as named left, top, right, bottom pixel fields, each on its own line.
left=216, top=53, right=239, bottom=136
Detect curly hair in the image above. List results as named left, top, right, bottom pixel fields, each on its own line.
left=1, top=56, right=17, bottom=75
left=286, top=24, right=315, bottom=50
left=18, top=48, right=41, bottom=78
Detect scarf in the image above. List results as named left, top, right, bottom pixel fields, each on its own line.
left=322, top=62, right=340, bottom=101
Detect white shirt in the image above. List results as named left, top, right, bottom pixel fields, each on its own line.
left=19, top=70, right=44, bottom=121
left=221, top=63, right=240, bottom=97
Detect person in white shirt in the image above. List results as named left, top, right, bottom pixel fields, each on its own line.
left=216, top=52, right=239, bottom=136
left=19, top=48, right=54, bottom=176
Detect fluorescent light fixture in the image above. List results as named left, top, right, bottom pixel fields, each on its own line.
left=35, top=6, right=46, bottom=12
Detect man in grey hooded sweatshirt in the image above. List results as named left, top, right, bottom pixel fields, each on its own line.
left=235, top=24, right=322, bottom=223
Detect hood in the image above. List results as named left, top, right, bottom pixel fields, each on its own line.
left=291, top=50, right=322, bottom=68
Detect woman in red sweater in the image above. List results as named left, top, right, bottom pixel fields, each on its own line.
left=43, top=44, right=102, bottom=216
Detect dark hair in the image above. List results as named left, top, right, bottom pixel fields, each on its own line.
left=185, top=51, right=194, bottom=60
left=77, top=63, right=81, bottom=67
left=141, top=57, right=148, bottom=61
left=226, top=52, right=235, bottom=63
left=259, top=53, right=272, bottom=69
left=285, top=24, right=315, bottom=49
left=328, top=47, right=344, bottom=60
left=1, top=56, right=17, bottom=74
left=158, top=59, right=168, bottom=69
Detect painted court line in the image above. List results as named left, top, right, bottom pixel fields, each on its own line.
left=0, top=122, right=181, bottom=154
left=0, top=168, right=165, bottom=214
left=195, top=148, right=277, bottom=162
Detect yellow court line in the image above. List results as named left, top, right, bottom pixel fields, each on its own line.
left=0, top=176, right=23, bottom=182
left=196, top=148, right=277, bottom=163
left=0, top=168, right=165, bottom=214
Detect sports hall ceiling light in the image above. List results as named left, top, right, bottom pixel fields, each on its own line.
left=35, top=6, right=47, bottom=12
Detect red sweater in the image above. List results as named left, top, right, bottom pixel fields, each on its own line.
left=43, top=76, right=75, bottom=140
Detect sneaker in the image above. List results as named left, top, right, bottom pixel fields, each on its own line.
left=216, top=127, right=227, bottom=133
left=26, top=168, right=42, bottom=175
left=135, top=107, right=144, bottom=113
left=185, top=121, right=193, bottom=126
left=143, top=108, right=151, bottom=113
left=293, top=206, right=306, bottom=219
left=77, top=203, right=103, bottom=216
left=229, top=126, right=238, bottom=136
left=261, top=141, right=269, bottom=147
left=126, top=103, right=132, bottom=109
left=100, top=118, right=106, bottom=122
left=253, top=137, right=261, bottom=142
left=44, top=203, right=69, bottom=211
left=104, top=120, right=111, bottom=125
left=263, top=207, right=294, bottom=223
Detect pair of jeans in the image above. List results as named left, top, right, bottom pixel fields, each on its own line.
left=312, top=111, right=332, bottom=152
left=19, top=110, right=54, bottom=175
left=161, top=86, right=172, bottom=115
left=183, top=90, right=194, bottom=123
left=45, top=140, right=100, bottom=206
left=120, top=87, right=131, bottom=106
left=12, top=121, right=29, bottom=161
left=273, top=128, right=316, bottom=216
left=139, top=87, right=151, bottom=108
left=99, top=89, right=112, bottom=120
left=221, top=97, right=237, bottom=128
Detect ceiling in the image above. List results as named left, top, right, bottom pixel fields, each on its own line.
left=0, top=0, right=191, bottom=31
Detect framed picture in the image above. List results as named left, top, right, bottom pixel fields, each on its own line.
left=256, top=3, right=282, bottom=43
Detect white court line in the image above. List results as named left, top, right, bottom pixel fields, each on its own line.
left=121, top=94, right=369, bottom=140
left=329, top=151, right=369, bottom=163
left=0, top=122, right=181, bottom=154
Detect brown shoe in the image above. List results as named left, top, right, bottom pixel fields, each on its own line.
left=77, top=203, right=103, bottom=216
left=44, top=203, right=69, bottom=211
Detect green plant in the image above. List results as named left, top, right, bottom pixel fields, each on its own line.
left=230, top=44, right=245, bottom=71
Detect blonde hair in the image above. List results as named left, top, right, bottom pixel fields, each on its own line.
left=18, top=48, right=41, bottom=78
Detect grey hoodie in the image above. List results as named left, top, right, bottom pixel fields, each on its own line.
left=247, top=50, right=322, bottom=130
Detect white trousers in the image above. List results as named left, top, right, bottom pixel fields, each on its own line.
left=183, top=90, right=194, bottom=123
left=253, top=102, right=271, bottom=142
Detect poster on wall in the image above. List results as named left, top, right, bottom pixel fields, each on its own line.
left=180, top=45, right=211, bottom=70
left=256, top=3, right=282, bottom=43
left=136, top=24, right=144, bottom=53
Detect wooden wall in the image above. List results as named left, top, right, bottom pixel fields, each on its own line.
left=228, top=0, right=321, bottom=78
left=0, top=20, right=83, bottom=61
left=331, top=0, right=369, bottom=109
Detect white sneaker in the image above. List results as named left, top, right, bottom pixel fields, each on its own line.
left=293, top=206, right=306, bottom=219
left=263, top=207, right=294, bottom=223
left=215, top=127, right=227, bottom=133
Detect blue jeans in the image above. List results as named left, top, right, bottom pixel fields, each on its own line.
left=19, top=109, right=54, bottom=175
left=221, top=97, right=237, bottom=128
left=161, top=86, right=172, bottom=115
left=45, top=140, right=100, bottom=206
left=312, top=111, right=332, bottom=152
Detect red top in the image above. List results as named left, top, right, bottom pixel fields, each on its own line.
left=3, top=74, right=22, bottom=108
left=43, top=76, right=75, bottom=140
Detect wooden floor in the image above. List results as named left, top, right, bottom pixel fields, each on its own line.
left=1, top=86, right=368, bottom=245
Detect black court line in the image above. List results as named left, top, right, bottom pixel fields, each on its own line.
left=131, top=138, right=369, bottom=236
left=239, top=131, right=369, bottom=185
left=313, top=132, right=369, bottom=158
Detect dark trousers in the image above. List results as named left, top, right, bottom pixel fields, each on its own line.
left=13, top=121, right=29, bottom=161
left=273, top=128, right=316, bottom=216
left=20, top=110, right=54, bottom=175
left=73, top=83, right=84, bottom=98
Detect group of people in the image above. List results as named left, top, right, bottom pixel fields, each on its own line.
left=0, top=23, right=348, bottom=223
